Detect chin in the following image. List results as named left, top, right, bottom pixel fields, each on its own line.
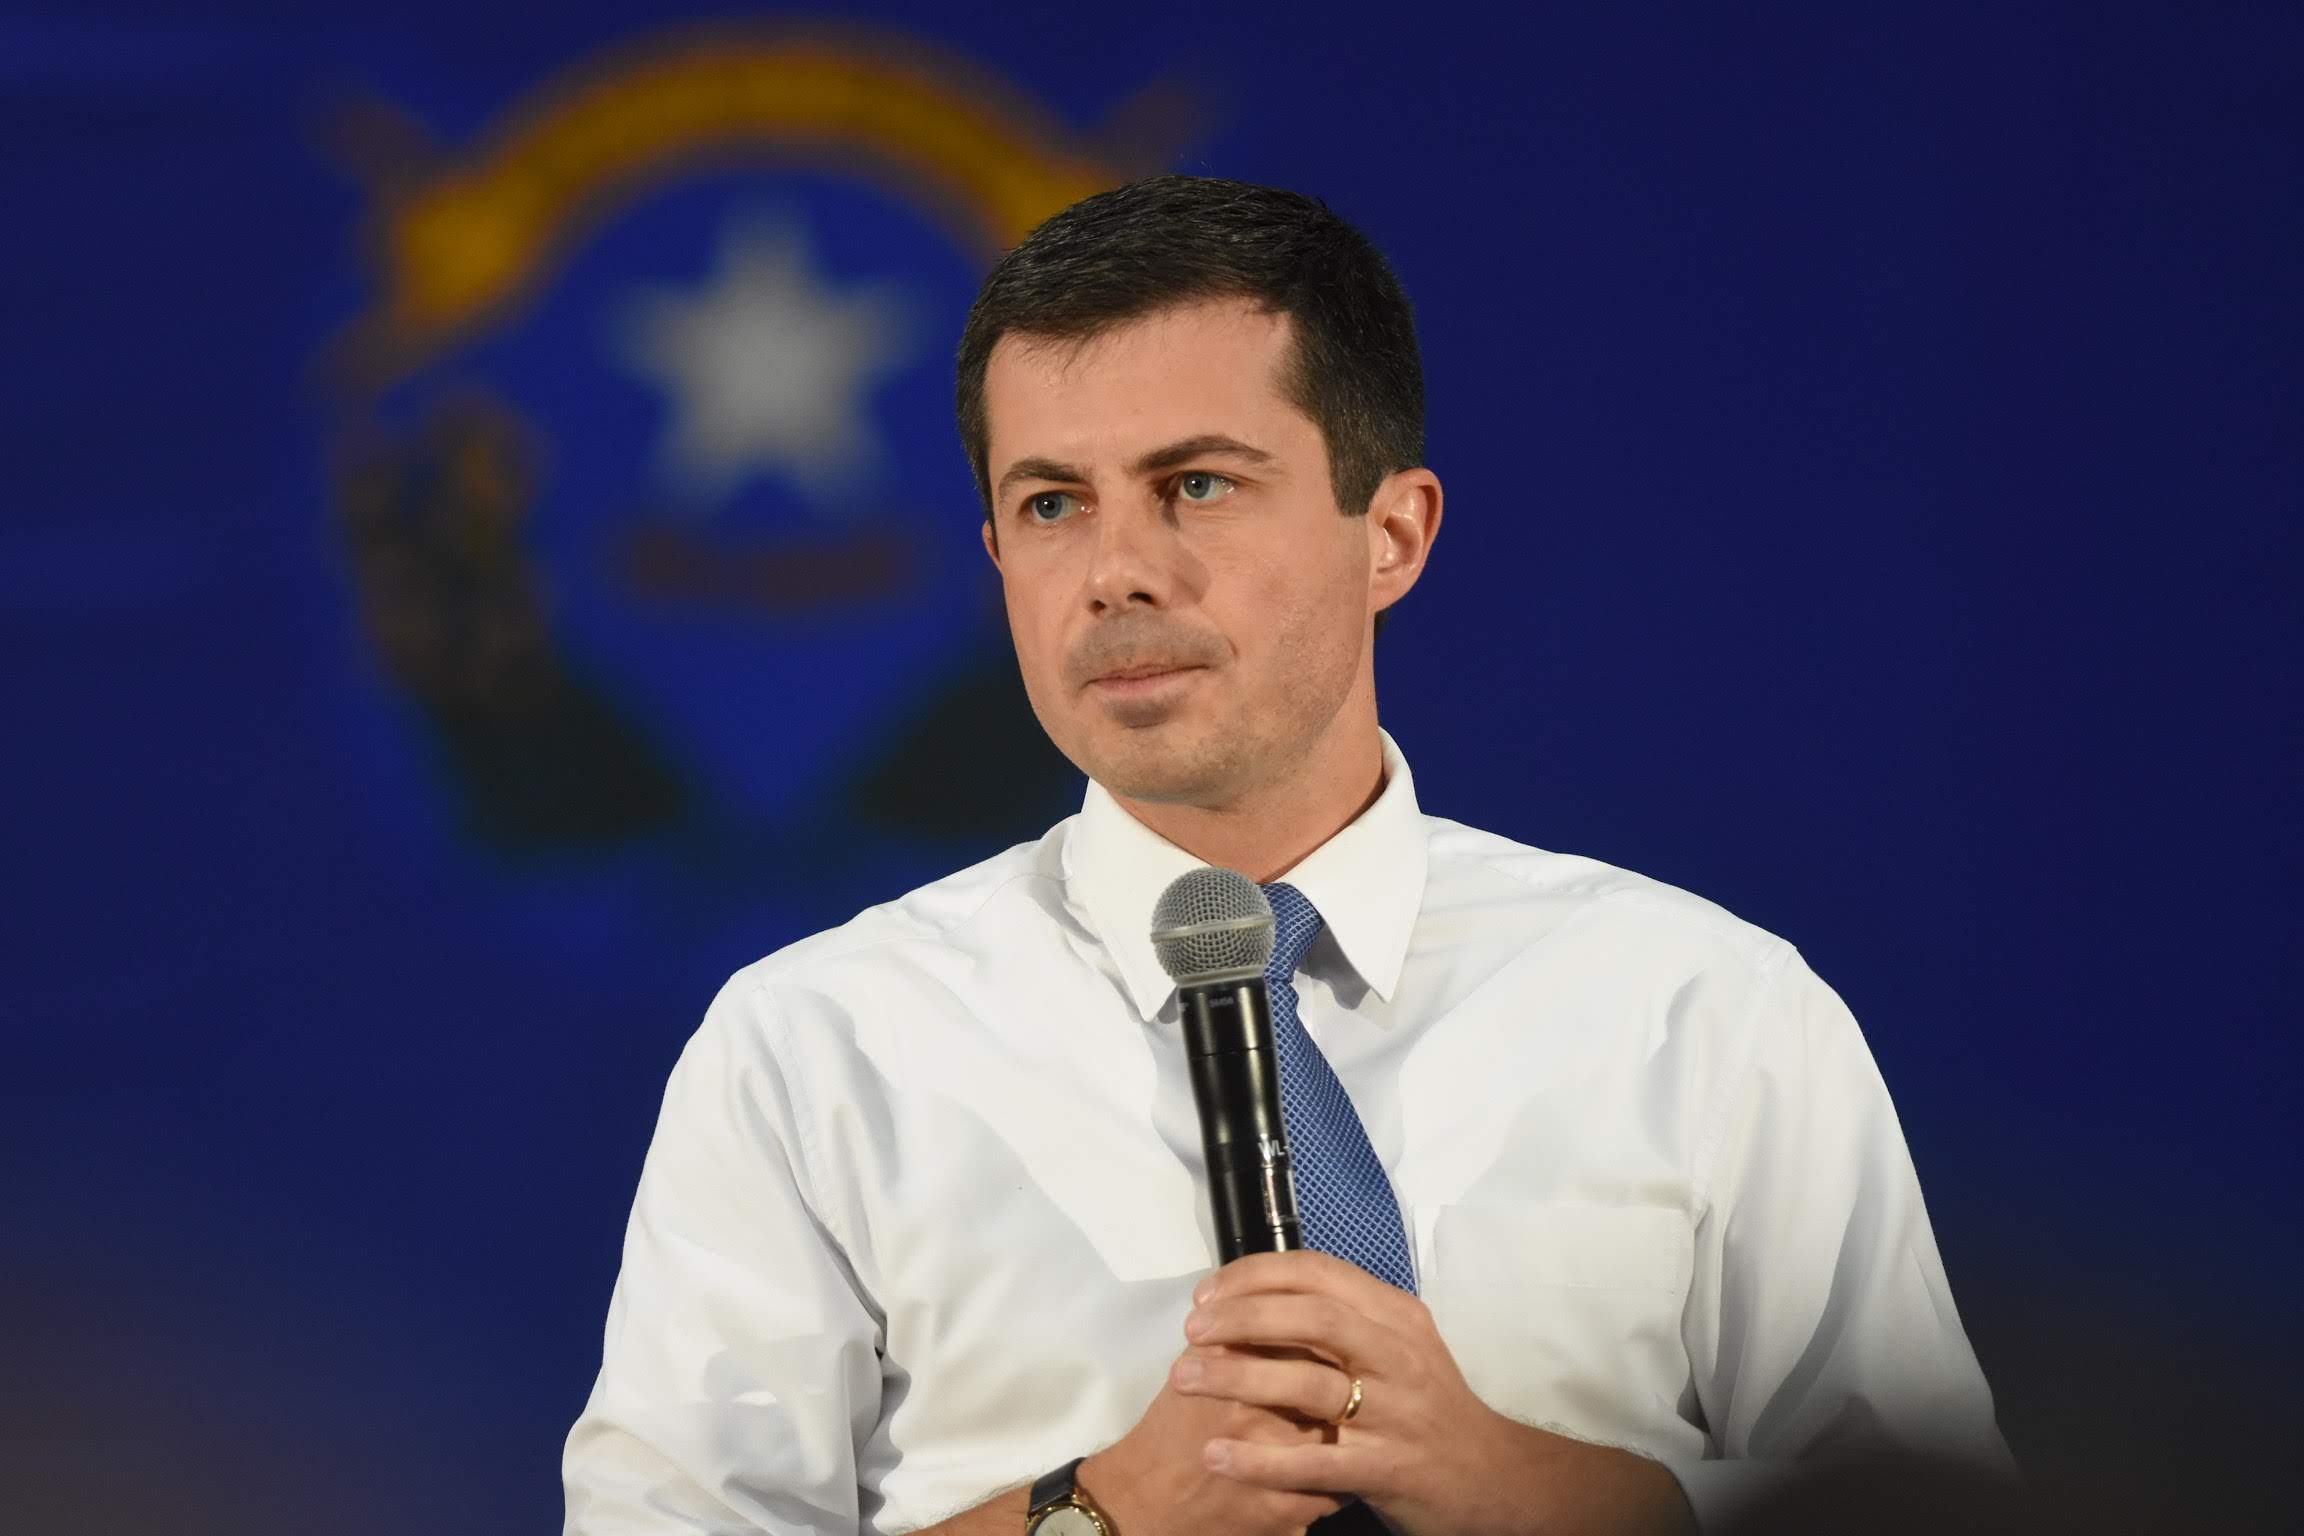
left=1080, top=730, right=1243, bottom=807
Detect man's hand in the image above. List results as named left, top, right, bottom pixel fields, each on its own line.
left=1077, top=1336, right=1346, bottom=1536
left=1177, top=1251, right=1694, bottom=1536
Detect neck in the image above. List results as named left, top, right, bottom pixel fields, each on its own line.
left=1113, top=726, right=1387, bottom=884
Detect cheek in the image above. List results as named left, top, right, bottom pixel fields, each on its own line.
left=1283, top=539, right=1367, bottom=635
left=1003, top=580, right=1070, bottom=701
left=1245, top=558, right=1361, bottom=690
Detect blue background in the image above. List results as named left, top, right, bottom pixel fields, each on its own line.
left=3, top=4, right=2296, bottom=1531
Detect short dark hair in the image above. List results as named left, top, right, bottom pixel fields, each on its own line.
left=955, top=175, right=1426, bottom=528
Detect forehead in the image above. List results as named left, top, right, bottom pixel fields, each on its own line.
left=983, top=298, right=1317, bottom=466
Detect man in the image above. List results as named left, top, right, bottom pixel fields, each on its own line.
left=564, top=176, right=2010, bottom=1536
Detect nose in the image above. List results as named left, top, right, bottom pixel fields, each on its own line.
left=1082, top=495, right=1184, bottom=615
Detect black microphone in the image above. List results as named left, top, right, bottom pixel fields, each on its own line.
left=1151, top=867, right=1303, bottom=1261
left=1153, top=872, right=1392, bottom=1536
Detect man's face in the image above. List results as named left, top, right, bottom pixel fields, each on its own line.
left=980, top=297, right=1378, bottom=808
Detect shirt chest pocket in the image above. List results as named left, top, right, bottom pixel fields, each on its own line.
left=1420, top=1202, right=1695, bottom=1442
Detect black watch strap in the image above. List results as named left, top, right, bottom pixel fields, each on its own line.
left=1027, top=1457, right=1087, bottom=1518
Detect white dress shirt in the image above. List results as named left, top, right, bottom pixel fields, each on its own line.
left=564, top=732, right=2010, bottom=1534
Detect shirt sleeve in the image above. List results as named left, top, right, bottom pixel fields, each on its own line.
left=564, top=975, right=883, bottom=1536
left=1659, top=952, right=2017, bottom=1532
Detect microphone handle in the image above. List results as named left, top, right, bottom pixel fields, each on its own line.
left=1178, top=976, right=1303, bottom=1261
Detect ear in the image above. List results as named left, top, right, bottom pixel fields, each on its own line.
left=1365, top=468, right=1443, bottom=616
left=980, top=516, right=1001, bottom=570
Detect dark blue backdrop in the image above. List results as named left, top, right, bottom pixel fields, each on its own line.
left=4, top=5, right=2296, bottom=1531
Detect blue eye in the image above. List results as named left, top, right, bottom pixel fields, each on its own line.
left=1177, top=472, right=1235, bottom=504
left=1026, top=491, right=1080, bottom=524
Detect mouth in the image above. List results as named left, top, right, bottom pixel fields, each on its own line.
left=1084, top=663, right=1205, bottom=702
left=1095, top=662, right=1198, bottom=684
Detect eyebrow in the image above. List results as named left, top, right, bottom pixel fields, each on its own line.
left=993, top=434, right=1279, bottom=505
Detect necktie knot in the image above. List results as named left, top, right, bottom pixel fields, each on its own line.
left=1261, top=881, right=1323, bottom=982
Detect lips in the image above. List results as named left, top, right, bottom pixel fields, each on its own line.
left=1067, top=625, right=1223, bottom=695
left=1093, top=662, right=1197, bottom=684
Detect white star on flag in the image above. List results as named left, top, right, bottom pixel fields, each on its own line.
left=618, top=212, right=916, bottom=510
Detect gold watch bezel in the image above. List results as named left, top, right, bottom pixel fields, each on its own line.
left=1025, top=1493, right=1112, bottom=1536
left=1025, top=1471, right=1115, bottom=1536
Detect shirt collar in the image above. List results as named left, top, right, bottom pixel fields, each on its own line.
left=1064, top=729, right=1429, bottom=1023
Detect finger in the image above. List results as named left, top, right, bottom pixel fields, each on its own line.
left=1203, top=1250, right=1426, bottom=1329
left=1187, top=1292, right=1399, bottom=1372
left=1203, top=1435, right=1365, bottom=1494
left=1204, top=1248, right=1377, bottom=1299
left=1173, top=1349, right=1353, bottom=1421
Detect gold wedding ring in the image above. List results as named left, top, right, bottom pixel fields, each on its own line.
left=1331, top=1375, right=1365, bottom=1426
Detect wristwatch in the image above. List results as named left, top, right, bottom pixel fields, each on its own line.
left=1025, top=1456, right=1116, bottom=1535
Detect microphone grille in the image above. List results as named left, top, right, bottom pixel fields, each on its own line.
left=1150, top=867, right=1275, bottom=984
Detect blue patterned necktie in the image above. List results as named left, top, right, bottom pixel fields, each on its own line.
left=1260, top=882, right=1417, bottom=1294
